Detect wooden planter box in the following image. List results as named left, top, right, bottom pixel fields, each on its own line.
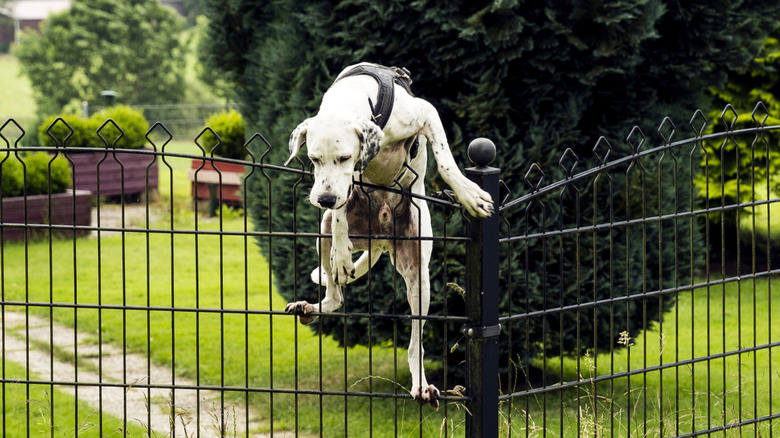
left=1, top=190, right=92, bottom=241
left=189, top=159, right=245, bottom=206
left=67, top=149, right=158, bottom=198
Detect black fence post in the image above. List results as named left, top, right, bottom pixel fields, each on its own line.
left=464, top=137, right=500, bottom=438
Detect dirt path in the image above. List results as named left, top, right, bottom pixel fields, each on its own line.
left=1, top=311, right=268, bottom=437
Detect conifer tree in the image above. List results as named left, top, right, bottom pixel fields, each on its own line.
left=202, top=0, right=779, bottom=375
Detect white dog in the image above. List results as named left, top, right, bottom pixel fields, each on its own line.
left=284, top=62, right=493, bottom=408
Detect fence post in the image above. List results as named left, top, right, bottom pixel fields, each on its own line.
left=464, top=137, right=500, bottom=438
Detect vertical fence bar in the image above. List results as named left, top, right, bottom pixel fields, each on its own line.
left=464, top=138, right=500, bottom=438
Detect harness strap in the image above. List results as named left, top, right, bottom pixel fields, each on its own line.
left=335, top=64, right=415, bottom=129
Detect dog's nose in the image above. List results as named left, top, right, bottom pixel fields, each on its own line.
left=317, top=194, right=338, bottom=208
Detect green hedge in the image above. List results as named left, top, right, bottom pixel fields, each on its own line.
left=200, top=109, right=247, bottom=159
left=1, top=152, right=71, bottom=197
left=38, top=105, right=150, bottom=150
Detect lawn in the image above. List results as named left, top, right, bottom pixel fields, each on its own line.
left=1, top=360, right=148, bottom=437
left=507, top=277, right=780, bottom=437
left=0, top=53, right=37, bottom=137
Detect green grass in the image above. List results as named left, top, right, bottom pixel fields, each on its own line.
left=0, top=53, right=38, bottom=135
left=507, top=278, right=780, bottom=437
left=1, top=361, right=148, bottom=437
left=1, top=156, right=463, bottom=437
left=0, top=217, right=464, bottom=436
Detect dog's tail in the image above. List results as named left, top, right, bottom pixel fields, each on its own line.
left=310, top=250, right=382, bottom=285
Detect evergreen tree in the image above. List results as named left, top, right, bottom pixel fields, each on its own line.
left=201, top=0, right=779, bottom=376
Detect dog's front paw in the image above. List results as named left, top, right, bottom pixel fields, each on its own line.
left=285, top=301, right=317, bottom=325
left=412, top=385, right=440, bottom=410
left=330, top=243, right=355, bottom=285
left=455, top=180, right=494, bottom=218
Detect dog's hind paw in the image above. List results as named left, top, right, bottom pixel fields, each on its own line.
left=285, top=301, right=317, bottom=325
left=412, top=385, right=440, bottom=410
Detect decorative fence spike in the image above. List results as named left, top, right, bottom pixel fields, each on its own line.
left=96, top=118, right=124, bottom=148
left=523, top=162, right=544, bottom=192
left=146, top=122, right=173, bottom=152
left=689, top=109, right=708, bottom=137
left=558, top=148, right=579, bottom=178
left=194, top=126, right=221, bottom=156
left=46, top=117, right=74, bottom=147
left=719, top=103, right=738, bottom=131
left=657, top=117, right=676, bottom=145
left=0, top=119, right=25, bottom=147
left=751, top=101, right=770, bottom=127
left=592, top=136, right=612, bottom=165
left=626, top=125, right=645, bottom=154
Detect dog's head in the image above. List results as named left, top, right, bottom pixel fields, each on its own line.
left=286, top=115, right=384, bottom=209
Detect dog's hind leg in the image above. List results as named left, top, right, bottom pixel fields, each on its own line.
left=394, top=201, right=439, bottom=408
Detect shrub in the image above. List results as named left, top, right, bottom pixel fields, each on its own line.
left=0, top=155, right=23, bottom=197
left=90, top=105, right=150, bottom=149
left=38, top=106, right=150, bottom=150
left=201, top=109, right=247, bottom=159
left=0, top=152, right=71, bottom=197
left=38, top=115, right=101, bottom=149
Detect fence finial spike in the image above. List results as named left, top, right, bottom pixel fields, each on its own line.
left=0, top=119, right=25, bottom=148
left=719, top=104, right=738, bottom=131
left=626, top=126, right=645, bottom=154
left=751, top=101, right=770, bottom=127
left=689, top=109, right=708, bottom=137
left=657, top=117, right=676, bottom=145
left=592, top=136, right=612, bottom=165
left=558, top=148, right=579, bottom=178
left=523, top=162, right=544, bottom=191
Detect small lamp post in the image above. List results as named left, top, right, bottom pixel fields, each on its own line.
left=101, top=90, right=118, bottom=107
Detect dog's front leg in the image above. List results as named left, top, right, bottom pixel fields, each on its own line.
left=328, top=206, right=355, bottom=285
left=417, top=102, right=494, bottom=217
left=285, top=209, right=350, bottom=324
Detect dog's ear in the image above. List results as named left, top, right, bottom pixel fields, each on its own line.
left=356, top=120, right=384, bottom=172
left=286, top=118, right=311, bottom=166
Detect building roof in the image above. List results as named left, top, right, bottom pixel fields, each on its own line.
left=2, top=0, right=71, bottom=21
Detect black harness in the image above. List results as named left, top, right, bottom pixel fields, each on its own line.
left=335, top=64, right=415, bottom=130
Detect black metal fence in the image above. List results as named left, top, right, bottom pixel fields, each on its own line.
left=0, top=102, right=779, bottom=437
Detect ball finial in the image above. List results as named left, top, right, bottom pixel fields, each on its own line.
left=468, top=137, right=496, bottom=167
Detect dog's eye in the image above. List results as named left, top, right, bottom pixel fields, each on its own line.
left=338, top=155, right=351, bottom=164
left=309, top=156, right=321, bottom=165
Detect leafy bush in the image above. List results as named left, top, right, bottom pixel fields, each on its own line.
left=0, top=155, right=23, bottom=197
left=694, top=112, right=780, bottom=208
left=39, top=115, right=101, bottom=148
left=38, top=106, right=150, bottom=150
left=91, top=105, right=150, bottom=149
left=700, top=35, right=780, bottom=219
left=0, top=152, right=71, bottom=197
left=200, top=109, right=247, bottom=159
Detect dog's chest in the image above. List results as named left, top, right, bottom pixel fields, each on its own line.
left=361, top=139, right=413, bottom=187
